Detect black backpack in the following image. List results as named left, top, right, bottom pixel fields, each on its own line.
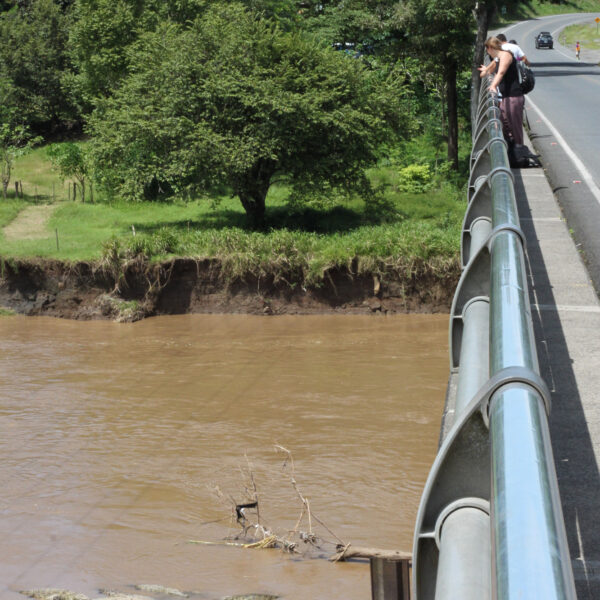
left=508, top=143, right=541, bottom=168
left=517, top=61, right=535, bottom=94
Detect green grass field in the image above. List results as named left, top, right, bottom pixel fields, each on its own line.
left=0, top=142, right=465, bottom=283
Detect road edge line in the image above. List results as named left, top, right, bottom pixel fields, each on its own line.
left=525, top=96, right=600, bottom=207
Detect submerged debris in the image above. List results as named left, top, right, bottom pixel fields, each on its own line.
left=94, top=596, right=152, bottom=600
left=94, top=594, right=152, bottom=600
left=20, top=591, right=89, bottom=600
left=223, top=596, right=279, bottom=600
left=135, top=586, right=187, bottom=597
left=19, top=589, right=279, bottom=600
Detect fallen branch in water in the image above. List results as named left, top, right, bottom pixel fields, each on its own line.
left=188, top=536, right=280, bottom=549
left=188, top=539, right=246, bottom=548
left=330, top=543, right=412, bottom=563
left=202, top=446, right=411, bottom=564
left=204, top=446, right=344, bottom=556
left=274, top=444, right=345, bottom=547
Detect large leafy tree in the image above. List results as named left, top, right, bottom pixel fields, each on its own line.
left=88, top=3, right=410, bottom=224
left=302, top=0, right=407, bottom=56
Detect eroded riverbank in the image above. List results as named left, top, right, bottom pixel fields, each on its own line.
left=0, top=257, right=460, bottom=321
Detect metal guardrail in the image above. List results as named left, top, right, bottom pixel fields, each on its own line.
left=411, top=75, right=577, bottom=599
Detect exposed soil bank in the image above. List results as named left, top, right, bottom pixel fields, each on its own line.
left=0, top=257, right=460, bottom=320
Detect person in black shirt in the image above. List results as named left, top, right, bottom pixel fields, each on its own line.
left=484, top=36, right=524, bottom=146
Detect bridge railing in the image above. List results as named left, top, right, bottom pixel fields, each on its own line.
left=411, top=74, right=577, bottom=599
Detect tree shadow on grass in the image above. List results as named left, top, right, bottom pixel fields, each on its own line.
left=3, top=191, right=59, bottom=206
left=133, top=204, right=385, bottom=236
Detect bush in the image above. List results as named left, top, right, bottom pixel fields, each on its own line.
left=396, top=164, right=433, bottom=193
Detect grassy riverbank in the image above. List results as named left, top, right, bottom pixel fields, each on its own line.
left=1, top=141, right=465, bottom=290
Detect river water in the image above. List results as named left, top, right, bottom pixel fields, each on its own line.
left=0, top=314, right=448, bottom=600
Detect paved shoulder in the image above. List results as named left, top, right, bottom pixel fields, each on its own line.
left=514, top=135, right=600, bottom=599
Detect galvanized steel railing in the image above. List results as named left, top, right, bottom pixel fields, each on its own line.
left=411, top=74, right=577, bottom=599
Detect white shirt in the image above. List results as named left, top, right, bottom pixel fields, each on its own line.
left=501, top=42, right=525, bottom=61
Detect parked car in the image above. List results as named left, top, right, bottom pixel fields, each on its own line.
left=535, top=32, right=554, bottom=49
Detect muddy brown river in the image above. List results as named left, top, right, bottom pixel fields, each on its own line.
left=0, top=314, right=448, bottom=600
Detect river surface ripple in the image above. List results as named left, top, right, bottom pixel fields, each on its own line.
left=0, top=314, right=448, bottom=600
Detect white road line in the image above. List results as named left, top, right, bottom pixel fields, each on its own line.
left=550, top=42, right=576, bottom=62
left=520, top=217, right=562, bottom=222
left=525, top=98, right=600, bottom=207
left=534, top=304, right=600, bottom=313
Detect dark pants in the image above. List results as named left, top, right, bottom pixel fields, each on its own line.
left=500, top=95, right=525, bottom=146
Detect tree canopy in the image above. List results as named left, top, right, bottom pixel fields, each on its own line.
left=0, top=68, right=37, bottom=198
left=0, top=0, right=75, bottom=135
left=0, top=0, right=539, bottom=218
left=88, top=3, right=412, bottom=224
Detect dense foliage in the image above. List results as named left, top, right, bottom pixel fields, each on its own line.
left=87, top=4, right=412, bottom=223
left=1, top=0, right=584, bottom=223
left=0, top=0, right=75, bottom=135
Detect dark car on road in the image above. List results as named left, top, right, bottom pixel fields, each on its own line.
left=535, top=32, right=554, bottom=49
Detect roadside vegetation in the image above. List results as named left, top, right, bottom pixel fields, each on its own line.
left=496, top=0, right=600, bottom=25
left=559, top=21, right=600, bottom=52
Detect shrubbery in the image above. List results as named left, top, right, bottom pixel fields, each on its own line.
left=396, top=165, right=433, bottom=193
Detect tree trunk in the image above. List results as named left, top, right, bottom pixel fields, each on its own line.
left=1, top=180, right=7, bottom=201
left=238, top=190, right=267, bottom=227
left=446, top=61, right=459, bottom=170
left=471, top=1, right=496, bottom=125
left=236, top=160, right=275, bottom=228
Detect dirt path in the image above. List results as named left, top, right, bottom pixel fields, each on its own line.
left=3, top=204, right=55, bottom=241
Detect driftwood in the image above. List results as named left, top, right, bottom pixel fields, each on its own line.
left=330, top=544, right=412, bottom=563
left=206, top=447, right=415, bottom=564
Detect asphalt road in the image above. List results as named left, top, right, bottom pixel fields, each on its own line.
left=498, top=14, right=600, bottom=294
